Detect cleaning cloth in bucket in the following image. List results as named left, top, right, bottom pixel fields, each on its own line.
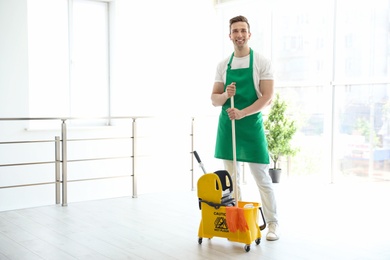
left=225, top=206, right=249, bottom=232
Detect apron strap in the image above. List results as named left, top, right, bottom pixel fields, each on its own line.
left=227, top=48, right=253, bottom=71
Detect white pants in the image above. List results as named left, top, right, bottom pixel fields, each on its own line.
left=223, top=160, right=278, bottom=224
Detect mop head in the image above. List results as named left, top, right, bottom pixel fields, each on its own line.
left=225, top=206, right=248, bottom=232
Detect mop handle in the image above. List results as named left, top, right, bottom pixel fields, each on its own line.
left=231, top=96, right=238, bottom=203
left=193, top=150, right=207, bottom=174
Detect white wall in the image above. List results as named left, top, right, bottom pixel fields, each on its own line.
left=0, top=0, right=29, bottom=118
left=0, top=0, right=222, bottom=211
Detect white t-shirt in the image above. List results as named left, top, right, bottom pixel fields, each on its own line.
left=214, top=50, right=274, bottom=98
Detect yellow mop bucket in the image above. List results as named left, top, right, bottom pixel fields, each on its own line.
left=194, top=93, right=265, bottom=252
left=196, top=171, right=265, bottom=252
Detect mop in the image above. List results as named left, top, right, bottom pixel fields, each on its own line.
left=225, top=95, right=249, bottom=233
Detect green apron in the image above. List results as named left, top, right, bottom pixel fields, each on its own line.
left=215, top=49, right=269, bottom=164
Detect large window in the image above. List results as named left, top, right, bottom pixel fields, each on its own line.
left=28, top=0, right=110, bottom=126
left=70, top=0, right=109, bottom=119
left=216, top=0, right=390, bottom=182
left=28, top=0, right=69, bottom=118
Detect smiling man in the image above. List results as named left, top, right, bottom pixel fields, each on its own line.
left=211, top=15, right=279, bottom=241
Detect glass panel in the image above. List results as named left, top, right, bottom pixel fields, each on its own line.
left=28, top=0, right=69, bottom=119
left=337, top=83, right=390, bottom=182
left=273, top=86, right=330, bottom=183
left=71, top=0, right=109, bottom=119
left=271, top=0, right=333, bottom=82
left=334, top=0, right=390, bottom=81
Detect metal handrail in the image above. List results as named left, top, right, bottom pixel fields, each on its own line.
left=0, top=161, right=57, bottom=167
left=0, top=116, right=206, bottom=209
left=0, top=117, right=150, bottom=207
left=0, top=116, right=152, bottom=121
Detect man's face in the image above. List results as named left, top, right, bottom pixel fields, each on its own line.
left=229, top=21, right=251, bottom=49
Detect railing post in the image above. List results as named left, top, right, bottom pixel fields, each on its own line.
left=242, top=163, right=246, bottom=185
left=132, top=118, right=137, bottom=198
left=191, top=117, right=195, bottom=191
left=61, top=119, right=68, bottom=206
left=55, top=136, right=61, bottom=204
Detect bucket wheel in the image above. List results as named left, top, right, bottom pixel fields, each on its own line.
left=198, top=237, right=202, bottom=244
left=255, top=238, right=261, bottom=245
left=244, top=244, right=250, bottom=252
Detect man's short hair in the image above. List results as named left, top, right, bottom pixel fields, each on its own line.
left=229, top=15, right=250, bottom=32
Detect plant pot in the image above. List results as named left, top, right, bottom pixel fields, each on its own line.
left=269, top=168, right=282, bottom=183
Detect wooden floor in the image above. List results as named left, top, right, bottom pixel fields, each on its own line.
left=1, top=179, right=390, bottom=260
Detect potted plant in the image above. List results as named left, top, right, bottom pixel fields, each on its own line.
left=264, top=93, right=298, bottom=183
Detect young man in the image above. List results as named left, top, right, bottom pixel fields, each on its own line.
left=211, top=15, right=279, bottom=241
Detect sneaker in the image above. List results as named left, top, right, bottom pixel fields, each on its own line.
left=266, top=222, right=280, bottom=241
